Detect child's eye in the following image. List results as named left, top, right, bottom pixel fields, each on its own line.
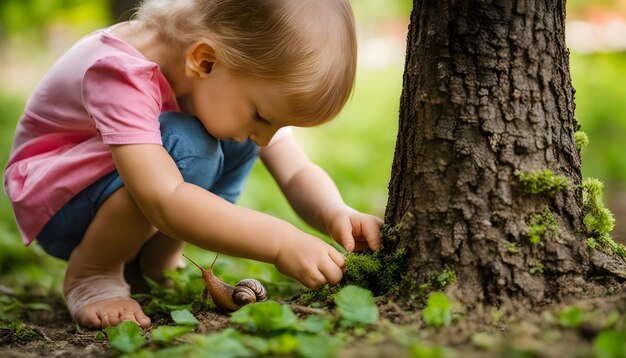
left=253, top=112, right=272, bottom=125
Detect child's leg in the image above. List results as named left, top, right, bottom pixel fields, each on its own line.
left=61, top=112, right=259, bottom=329
left=137, top=231, right=185, bottom=288
left=64, top=186, right=157, bottom=329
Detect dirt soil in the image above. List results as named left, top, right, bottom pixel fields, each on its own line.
left=1, top=286, right=625, bottom=357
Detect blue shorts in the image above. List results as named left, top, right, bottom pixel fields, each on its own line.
left=36, top=112, right=259, bottom=260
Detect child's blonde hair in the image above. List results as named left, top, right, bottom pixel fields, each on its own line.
left=137, top=0, right=357, bottom=124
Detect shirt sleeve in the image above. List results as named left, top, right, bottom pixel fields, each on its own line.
left=82, top=53, right=164, bottom=145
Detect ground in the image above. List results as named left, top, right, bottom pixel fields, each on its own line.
left=1, top=281, right=625, bottom=357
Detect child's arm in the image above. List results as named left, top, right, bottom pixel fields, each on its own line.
left=260, top=133, right=383, bottom=253
left=110, top=143, right=345, bottom=289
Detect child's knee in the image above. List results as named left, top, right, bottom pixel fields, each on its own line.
left=160, top=112, right=220, bottom=157
left=159, top=112, right=224, bottom=189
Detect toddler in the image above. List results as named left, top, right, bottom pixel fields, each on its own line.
left=3, top=0, right=382, bottom=330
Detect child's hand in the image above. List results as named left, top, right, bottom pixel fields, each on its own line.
left=273, top=230, right=346, bottom=289
left=323, top=205, right=383, bottom=253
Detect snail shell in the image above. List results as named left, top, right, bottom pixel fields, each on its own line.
left=233, top=279, right=268, bottom=305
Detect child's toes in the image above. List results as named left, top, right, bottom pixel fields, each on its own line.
left=135, top=312, right=151, bottom=329
left=79, top=310, right=103, bottom=329
left=119, top=311, right=138, bottom=325
left=97, top=311, right=114, bottom=328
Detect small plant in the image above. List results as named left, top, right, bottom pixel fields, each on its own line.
left=515, top=169, right=570, bottom=195
left=418, top=267, right=457, bottom=299
left=558, top=306, right=583, bottom=328
left=104, top=321, right=147, bottom=354
left=527, top=207, right=559, bottom=244
left=574, top=131, right=589, bottom=150
left=594, top=329, right=626, bottom=358
left=335, top=285, right=379, bottom=328
left=422, top=292, right=452, bottom=328
left=231, top=301, right=298, bottom=333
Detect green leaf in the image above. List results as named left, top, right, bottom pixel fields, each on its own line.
left=594, top=330, right=626, bottom=358
left=171, top=309, right=199, bottom=326
left=411, top=342, right=446, bottom=358
left=230, top=301, right=298, bottom=332
left=335, top=285, right=379, bottom=328
left=150, top=325, right=194, bottom=343
left=296, top=314, right=333, bottom=334
left=192, top=328, right=255, bottom=358
left=422, top=292, right=452, bottom=328
left=297, top=333, right=344, bottom=358
left=104, top=320, right=147, bottom=353
left=557, top=306, right=583, bottom=328
left=144, top=344, right=195, bottom=358
left=266, top=333, right=300, bottom=354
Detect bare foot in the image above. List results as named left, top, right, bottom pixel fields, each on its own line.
left=64, top=272, right=151, bottom=330
left=73, top=297, right=151, bottom=329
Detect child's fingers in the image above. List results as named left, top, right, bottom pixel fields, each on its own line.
left=320, top=256, right=344, bottom=286
left=361, top=219, right=382, bottom=251
left=303, top=270, right=328, bottom=290
left=332, top=216, right=355, bottom=252
left=328, top=248, right=346, bottom=273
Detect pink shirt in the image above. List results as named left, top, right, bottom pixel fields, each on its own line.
left=3, top=28, right=178, bottom=245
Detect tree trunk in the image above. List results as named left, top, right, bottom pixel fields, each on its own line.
left=385, top=0, right=624, bottom=307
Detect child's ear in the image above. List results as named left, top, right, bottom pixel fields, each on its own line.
left=185, top=42, right=216, bottom=79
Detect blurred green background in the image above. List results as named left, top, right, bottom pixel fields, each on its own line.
left=1, top=0, right=625, bottom=298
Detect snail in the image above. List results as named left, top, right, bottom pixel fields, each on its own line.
left=183, top=254, right=267, bottom=311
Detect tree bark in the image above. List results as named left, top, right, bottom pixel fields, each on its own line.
left=385, top=0, right=623, bottom=307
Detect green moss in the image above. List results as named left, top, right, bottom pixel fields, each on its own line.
left=381, top=223, right=402, bottom=242
left=344, top=253, right=382, bottom=289
left=299, top=285, right=340, bottom=306
left=506, top=242, right=520, bottom=253
left=582, top=178, right=606, bottom=213
left=596, top=234, right=626, bottom=259
left=527, top=207, right=559, bottom=244
left=300, top=247, right=410, bottom=304
left=515, top=169, right=570, bottom=195
left=586, top=238, right=598, bottom=249
left=574, top=131, right=589, bottom=150
left=0, top=321, right=39, bottom=343
left=583, top=208, right=615, bottom=235
left=531, top=263, right=544, bottom=274
left=581, top=178, right=625, bottom=259
left=418, top=267, right=457, bottom=299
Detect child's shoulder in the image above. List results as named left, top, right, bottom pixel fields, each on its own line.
left=44, top=26, right=160, bottom=88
